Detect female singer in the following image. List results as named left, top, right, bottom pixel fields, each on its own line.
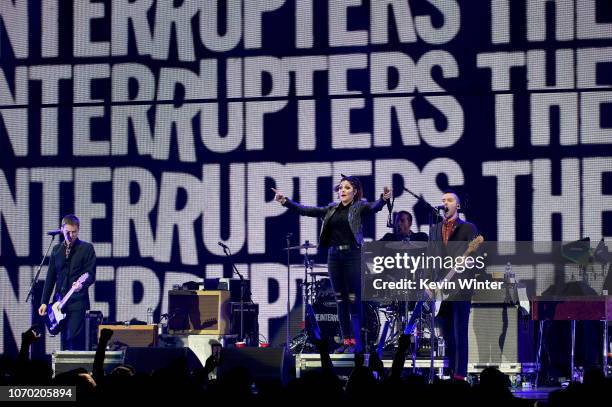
left=273, top=176, right=391, bottom=353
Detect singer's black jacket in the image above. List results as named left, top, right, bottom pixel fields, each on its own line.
left=41, top=239, right=96, bottom=309
left=282, top=197, right=386, bottom=247
left=432, top=218, right=481, bottom=301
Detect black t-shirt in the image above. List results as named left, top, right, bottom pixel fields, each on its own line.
left=327, top=203, right=354, bottom=247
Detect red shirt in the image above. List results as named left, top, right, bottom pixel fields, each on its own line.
left=442, top=218, right=456, bottom=245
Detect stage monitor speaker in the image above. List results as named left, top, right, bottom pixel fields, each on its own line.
left=98, top=324, right=158, bottom=348
left=123, top=347, right=203, bottom=375
left=52, top=351, right=123, bottom=377
left=168, top=290, right=231, bottom=334
left=216, top=348, right=294, bottom=385
left=468, top=305, right=522, bottom=368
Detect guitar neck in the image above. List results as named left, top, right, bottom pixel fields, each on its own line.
left=441, top=246, right=478, bottom=283
left=57, top=286, right=77, bottom=310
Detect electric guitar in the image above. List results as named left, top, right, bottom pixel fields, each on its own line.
left=404, top=235, right=484, bottom=335
left=432, top=235, right=485, bottom=311
left=44, top=273, right=90, bottom=335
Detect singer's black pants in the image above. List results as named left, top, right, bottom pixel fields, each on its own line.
left=327, top=247, right=363, bottom=349
left=437, top=300, right=471, bottom=377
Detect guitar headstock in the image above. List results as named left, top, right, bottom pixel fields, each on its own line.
left=77, top=273, right=90, bottom=284
left=467, top=235, right=484, bottom=254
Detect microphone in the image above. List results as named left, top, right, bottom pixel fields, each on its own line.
left=47, top=229, right=62, bottom=236
left=435, top=205, right=448, bottom=212
left=218, top=241, right=229, bottom=250
left=384, top=190, right=394, bottom=228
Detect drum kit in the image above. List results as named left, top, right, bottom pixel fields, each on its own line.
left=285, top=240, right=435, bottom=355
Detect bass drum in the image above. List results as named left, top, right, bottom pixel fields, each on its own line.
left=312, top=278, right=380, bottom=349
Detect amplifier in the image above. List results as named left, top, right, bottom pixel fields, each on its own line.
left=98, top=324, right=158, bottom=348
left=85, top=310, right=103, bottom=350
left=168, top=290, right=231, bottom=334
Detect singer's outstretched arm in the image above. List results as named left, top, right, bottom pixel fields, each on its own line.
left=272, top=187, right=327, bottom=217
left=361, top=196, right=387, bottom=215
left=282, top=198, right=328, bottom=218
left=361, top=186, right=391, bottom=215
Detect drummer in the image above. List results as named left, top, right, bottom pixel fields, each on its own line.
left=380, top=211, right=428, bottom=242
left=377, top=211, right=428, bottom=325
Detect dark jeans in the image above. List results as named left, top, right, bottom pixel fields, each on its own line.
left=60, top=304, right=87, bottom=351
left=327, top=247, right=362, bottom=349
left=437, top=300, right=471, bottom=377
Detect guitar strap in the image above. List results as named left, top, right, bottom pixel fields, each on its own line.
left=59, top=244, right=73, bottom=297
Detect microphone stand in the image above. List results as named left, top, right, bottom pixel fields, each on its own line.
left=402, top=187, right=443, bottom=228
left=221, top=245, right=250, bottom=343
left=26, top=234, right=58, bottom=303
left=285, top=233, right=293, bottom=352
left=386, top=196, right=395, bottom=228
left=402, top=187, right=444, bottom=382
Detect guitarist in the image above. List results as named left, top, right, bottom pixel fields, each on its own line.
left=435, top=190, right=479, bottom=380
left=38, top=214, right=96, bottom=350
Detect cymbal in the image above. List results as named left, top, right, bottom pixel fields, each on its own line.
left=283, top=242, right=318, bottom=250
left=308, top=271, right=329, bottom=277
left=384, top=241, right=428, bottom=250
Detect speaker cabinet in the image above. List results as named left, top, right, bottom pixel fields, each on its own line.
left=230, top=302, right=259, bottom=343
left=168, top=290, right=231, bottom=334
left=468, top=305, right=521, bottom=371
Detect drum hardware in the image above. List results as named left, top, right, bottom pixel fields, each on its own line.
left=288, top=240, right=382, bottom=353
left=383, top=241, right=428, bottom=251
left=283, top=242, right=319, bottom=251
left=289, top=241, right=322, bottom=353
